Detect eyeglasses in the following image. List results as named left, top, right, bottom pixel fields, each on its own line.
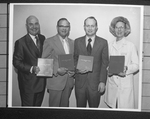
left=115, top=26, right=125, bottom=30
left=58, top=25, right=70, bottom=28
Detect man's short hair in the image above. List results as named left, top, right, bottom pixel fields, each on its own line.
left=84, top=16, right=98, bottom=26
left=57, top=18, right=70, bottom=27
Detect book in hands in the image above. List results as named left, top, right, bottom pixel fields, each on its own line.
left=58, top=54, right=74, bottom=71
left=37, top=58, right=53, bottom=77
left=76, top=55, right=94, bottom=71
left=108, top=56, right=125, bottom=74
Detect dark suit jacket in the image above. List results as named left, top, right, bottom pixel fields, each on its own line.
left=42, top=34, right=74, bottom=90
left=13, top=34, right=46, bottom=93
left=74, top=35, right=109, bottom=90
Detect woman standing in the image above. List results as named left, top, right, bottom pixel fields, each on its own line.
left=104, top=16, right=139, bottom=109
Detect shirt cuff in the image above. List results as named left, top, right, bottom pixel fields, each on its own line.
left=30, top=66, right=33, bottom=73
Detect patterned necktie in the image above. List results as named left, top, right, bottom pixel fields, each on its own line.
left=35, top=35, right=41, bottom=52
left=87, top=38, right=92, bottom=55
left=62, top=39, right=69, bottom=54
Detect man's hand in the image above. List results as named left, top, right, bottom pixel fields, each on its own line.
left=77, top=69, right=89, bottom=74
left=67, top=70, right=75, bottom=77
left=32, top=66, right=40, bottom=74
left=57, top=67, right=68, bottom=76
left=98, top=82, right=105, bottom=93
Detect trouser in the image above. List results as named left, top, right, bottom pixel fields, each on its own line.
left=75, top=81, right=101, bottom=107
left=20, top=91, right=45, bottom=106
left=48, top=81, right=73, bottom=107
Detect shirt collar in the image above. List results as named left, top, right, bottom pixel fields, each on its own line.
left=113, top=37, right=127, bottom=45
left=86, top=35, right=95, bottom=42
left=58, top=34, right=68, bottom=42
left=29, top=33, right=38, bottom=40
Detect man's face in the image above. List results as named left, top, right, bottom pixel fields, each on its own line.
left=84, top=18, right=98, bottom=37
left=26, top=16, right=40, bottom=36
left=115, top=21, right=126, bottom=39
left=57, top=20, right=70, bottom=39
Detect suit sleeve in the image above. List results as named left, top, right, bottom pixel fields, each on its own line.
left=42, top=39, right=58, bottom=76
left=100, top=40, right=109, bottom=84
left=13, top=40, right=31, bottom=73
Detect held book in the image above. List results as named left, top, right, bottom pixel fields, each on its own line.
left=37, top=58, right=53, bottom=77
left=76, top=55, right=94, bottom=71
left=58, top=54, right=74, bottom=71
left=108, top=55, right=125, bottom=74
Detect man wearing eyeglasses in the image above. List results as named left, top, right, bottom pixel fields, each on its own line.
left=42, top=18, right=74, bottom=107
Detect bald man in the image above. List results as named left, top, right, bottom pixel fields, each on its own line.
left=13, top=15, right=46, bottom=106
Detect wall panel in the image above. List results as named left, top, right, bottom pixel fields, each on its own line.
left=0, top=3, right=7, bottom=107
left=142, top=6, right=150, bottom=112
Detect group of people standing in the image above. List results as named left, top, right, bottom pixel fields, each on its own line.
left=13, top=15, right=139, bottom=109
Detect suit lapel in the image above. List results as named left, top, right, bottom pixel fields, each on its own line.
left=25, top=34, right=40, bottom=58
left=91, top=36, right=100, bottom=56
left=37, top=34, right=44, bottom=57
left=54, top=35, right=66, bottom=54
left=68, top=38, right=73, bottom=54
left=80, top=36, right=88, bottom=55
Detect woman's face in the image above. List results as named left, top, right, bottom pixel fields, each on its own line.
left=115, top=21, right=125, bottom=39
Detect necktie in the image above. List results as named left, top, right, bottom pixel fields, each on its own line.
left=35, top=35, right=41, bottom=52
left=87, top=38, right=92, bottom=55
left=62, top=39, right=69, bottom=54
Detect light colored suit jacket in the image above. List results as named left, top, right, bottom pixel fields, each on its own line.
left=74, top=35, right=109, bottom=90
left=42, top=34, right=74, bottom=90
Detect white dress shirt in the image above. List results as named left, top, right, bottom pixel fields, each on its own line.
left=59, top=35, right=70, bottom=54
left=29, top=34, right=38, bottom=73
left=85, top=35, right=95, bottom=48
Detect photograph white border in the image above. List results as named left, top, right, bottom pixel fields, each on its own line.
left=8, top=3, right=143, bottom=112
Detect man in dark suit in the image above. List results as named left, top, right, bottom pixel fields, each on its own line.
left=42, top=18, right=74, bottom=107
left=13, top=15, right=46, bottom=106
left=74, top=16, right=109, bottom=107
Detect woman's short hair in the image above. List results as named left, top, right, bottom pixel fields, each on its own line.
left=109, top=16, right=131, bottom=37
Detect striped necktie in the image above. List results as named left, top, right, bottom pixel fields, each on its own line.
left=87, top=38, right=92, bottom=55
left=35, top=35, right=41, bottom=52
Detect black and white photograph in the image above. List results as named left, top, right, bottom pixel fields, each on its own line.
left=8, top=3, right=143, bottom=111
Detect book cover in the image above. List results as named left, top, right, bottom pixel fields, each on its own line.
left=37, top=58, right=53, bottom=77
left=76, top=55, right=94, bottom=71
left=58, top=54, right=74, bottom=71
left=108, top=55, right=125, bottom=74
